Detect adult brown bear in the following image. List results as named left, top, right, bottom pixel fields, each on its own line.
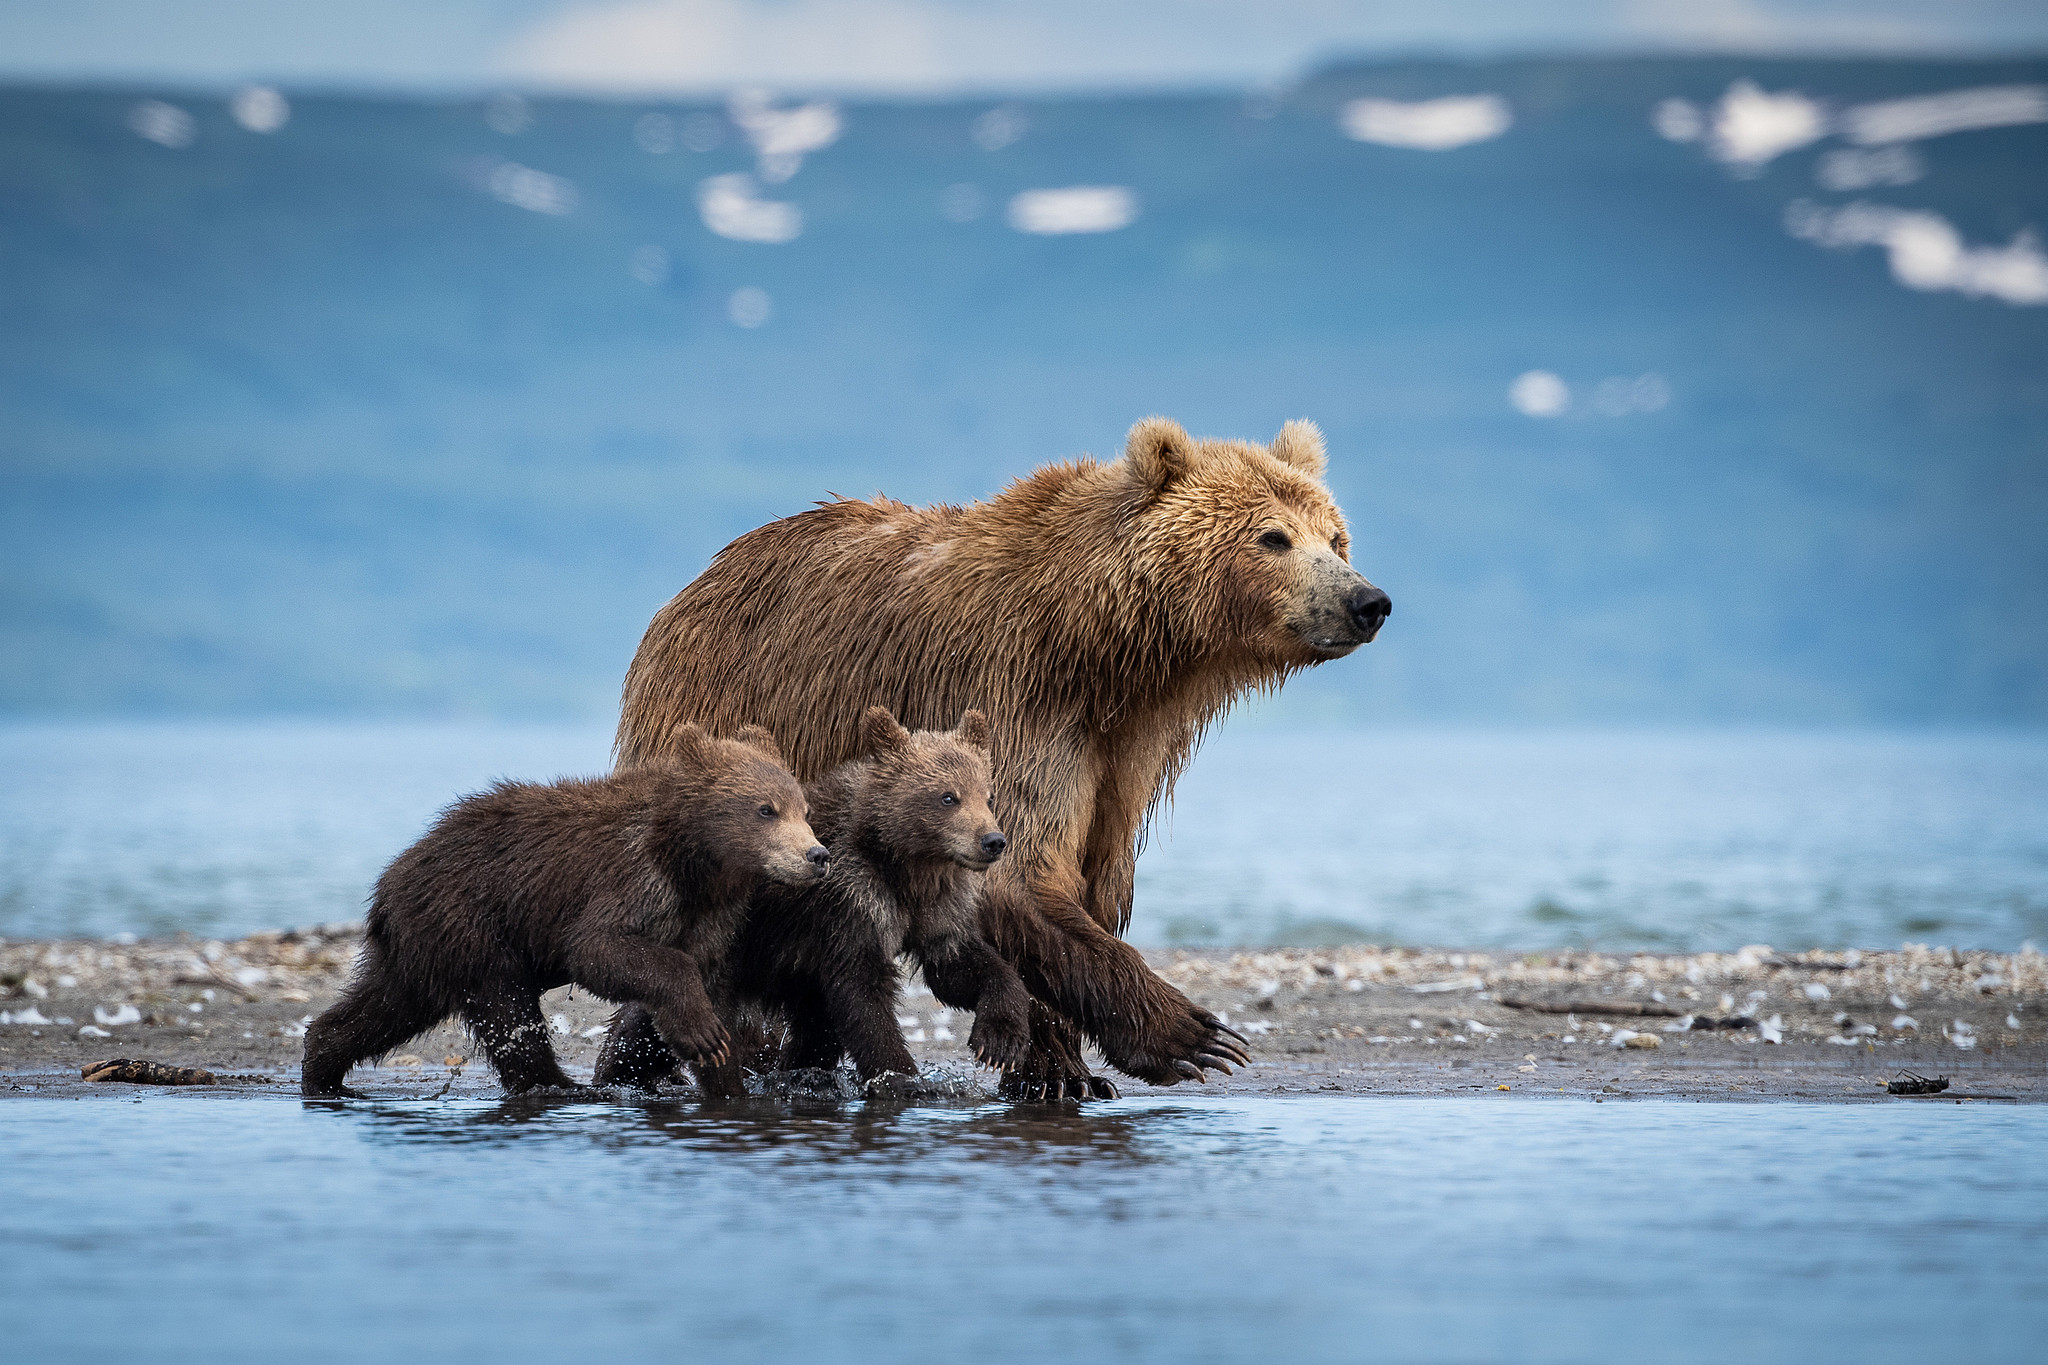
left=616, top=417, right=1389, bottom=1098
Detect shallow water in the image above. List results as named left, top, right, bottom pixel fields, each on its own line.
left=2, top=1096, right=2043, bottom=1363
left=4, top=722, right=2048, bottom=949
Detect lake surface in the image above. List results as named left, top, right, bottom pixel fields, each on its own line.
left=3, top=722, right=2046, bottom=950
left=2, top=1095, right=2043, bottom=1364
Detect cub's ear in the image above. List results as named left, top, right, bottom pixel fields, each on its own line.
left=734, top=724, right=785, bottom=767
left=1124, top=416, right=1195, bottom=493
left=668, top=722, right=710, bottom=763
left=858, top=705, right=911, bottom=756
left=953, top=709, right=992, bottom=750
left=1270, top=419, right=1327, bottom=479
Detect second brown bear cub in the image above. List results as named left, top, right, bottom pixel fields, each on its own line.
left=595, top=707, right=1033, bottom=1093
left=301, top=725, right=826, bottom=1097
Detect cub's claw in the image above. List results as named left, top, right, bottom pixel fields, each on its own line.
left=1172, top=1059, right=1206, bottom=1082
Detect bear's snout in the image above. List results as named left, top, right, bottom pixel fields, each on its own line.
left=1347, top=584, right=1391, bottom=642
left=806, top=844, right=831, bottom=875
left=980, top=831, right=1008, bottom=859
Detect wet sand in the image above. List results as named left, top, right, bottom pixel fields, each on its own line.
left=4, top=929, right=2042, bottom=1101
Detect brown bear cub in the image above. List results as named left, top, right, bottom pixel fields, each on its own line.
left=301, top=725, right=826, bottom=1098
left=593, top=707, right=1032, bottom=1095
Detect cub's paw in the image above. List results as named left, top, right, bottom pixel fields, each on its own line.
left=592, top=1027, right=683, bottom=1091
left=660, top=1011, right=733, bottom=1069
left=968, top=1007, right=1032, bottom=1073
left=300, top=1083, right=369, bottom=1100
left=863, top=1070, right=927, bottom=1101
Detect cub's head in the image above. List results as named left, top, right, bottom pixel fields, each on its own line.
left=1120, top=416, right=1390, bottom=667
left=670, top=722, right=829, bottom=885
left=850, top=707, right=1006, bottom=871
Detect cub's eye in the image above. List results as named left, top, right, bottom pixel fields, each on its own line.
left=940, top=793, right=959, bottom=806
left=757, top=804, right=776, bottom=819
left=987, top=795, right=996, bottom=810
left=1258, top=529, right=1292, bottom=551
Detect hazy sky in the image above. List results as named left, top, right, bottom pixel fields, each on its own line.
left=5, top=0, right=2046, bottom=95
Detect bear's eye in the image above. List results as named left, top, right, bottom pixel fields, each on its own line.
left=940, top=792, right=959, bottom=807
left=1258, top=529, right=1292, bottom=551
left=757, top=804, right=776, bottom=819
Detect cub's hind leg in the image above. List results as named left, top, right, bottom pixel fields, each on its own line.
left=780, top=992, right=847, bottom=1074
left=462, top=985, right=575, bottom=1093
left=592, top=1002, right=681, bottom=1091
left=301, top=946, right=447, bottom=1097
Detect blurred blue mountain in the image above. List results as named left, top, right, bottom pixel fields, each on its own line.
left=3, top=56, right=2045, bottom=722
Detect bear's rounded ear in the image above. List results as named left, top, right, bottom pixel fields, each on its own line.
left=1270, top=419, right=1327, bottom=479
left=1124, top=416, right=1195, bottom=493
left=734, top=724, right=785, bottom=767
left=858, top=705, right=911, bottom=756
left=668, top=722, right=710, bottom=763
left=954, top=709, right=992, bottom=750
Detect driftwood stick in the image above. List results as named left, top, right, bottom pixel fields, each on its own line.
left=1498, top=998, right=1684, bottom=1018
left=81, top=1058, right=217, bottom=1086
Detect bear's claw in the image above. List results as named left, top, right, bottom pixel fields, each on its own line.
left=998, top=1069, right=1118, bottom=1103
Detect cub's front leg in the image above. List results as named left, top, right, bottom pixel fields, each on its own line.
left=919, top=933, right=1031, bottom=1073
left=817, top=949, right=918, bottom=1084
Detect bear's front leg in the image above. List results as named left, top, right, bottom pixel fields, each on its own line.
left=984, top=880, right=1248, bottom=1090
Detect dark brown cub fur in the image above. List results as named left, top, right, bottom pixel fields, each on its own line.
left=595, top=708, right=1033, bottom=1094
left=301, top=726, right=825, bottom=1097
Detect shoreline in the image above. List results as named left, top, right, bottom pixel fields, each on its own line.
left=6, top=931, right=2043, bottom=1102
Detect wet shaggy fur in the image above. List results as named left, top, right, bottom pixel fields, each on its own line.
left=300, top=727, right=826, bottom=1097
left=594, top=708, right=1035, bottom=1095
left=616, top=418, right=1387, bottom=1097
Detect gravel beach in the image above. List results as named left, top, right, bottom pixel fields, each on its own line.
left=5, top=930, right=2042, bottom=1101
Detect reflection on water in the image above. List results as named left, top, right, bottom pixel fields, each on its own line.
left=3, top=1096, right=2044, bottom=1364
left=5, top=723, right=2048, bottom=949
left=354, top=1092, right=1170, bottom=1175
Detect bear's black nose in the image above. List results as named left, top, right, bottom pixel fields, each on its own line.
left=980, top=831, right=1008, bottom=858
left=805, top=845, right=830, bottom=870
left=1346, top=585, right=1392, bottom=641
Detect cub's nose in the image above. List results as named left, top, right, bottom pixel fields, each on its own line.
left=805, top=845, right=830, bottom=872
left=1346, top=584, right=1392, bottom=641
left=980, top=831, right=1008, bottom=859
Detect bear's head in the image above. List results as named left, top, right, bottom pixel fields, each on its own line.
left=669, top=722, right=829, bottom=885
left=848, top=706, right=1007, bottom=871
left=1120, top=416, right=1390, bottom=667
